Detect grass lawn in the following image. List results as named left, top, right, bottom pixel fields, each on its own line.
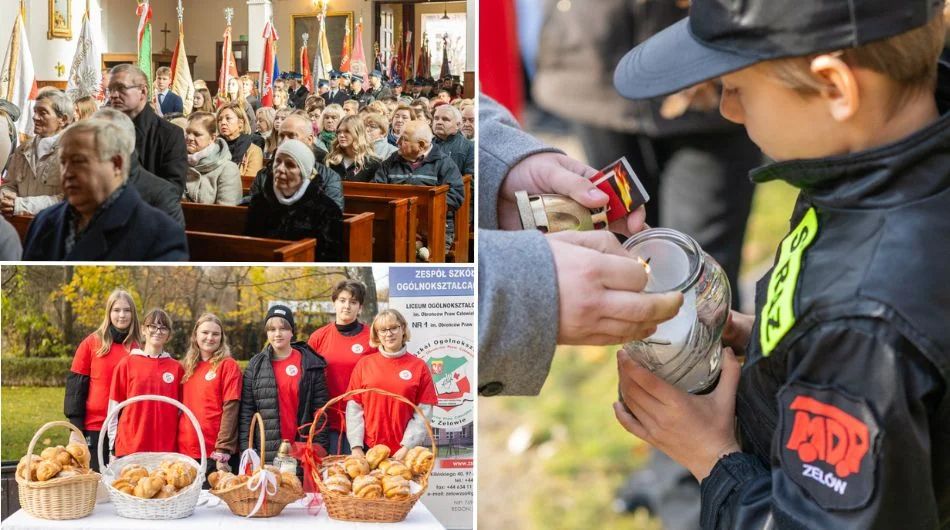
left=1, top=386, right=69, bottom=461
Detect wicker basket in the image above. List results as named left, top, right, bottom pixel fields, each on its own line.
left=308, top=388, right=437, bottom=523
left=98, top=394, right=206, bottom=519
left=211, top=412, right=305, bottom=517
left=15, top=420, right=101, bottom=520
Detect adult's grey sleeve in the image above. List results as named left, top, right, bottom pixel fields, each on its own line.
left=0, top=216, right=22, bottom=260
left=477, top=94, right=562, bottom=230
left=478, top=229, right=559, bottom=396
left=400, top=404, right=434, bottom=448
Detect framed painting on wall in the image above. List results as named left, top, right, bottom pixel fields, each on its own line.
left=49, top=0, right=72, bottom=40
left=291, top=12, right=353, bottom=75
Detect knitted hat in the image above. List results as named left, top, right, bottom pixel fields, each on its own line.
left=276, top=139, right=315, bottom=179
left=264, top=304, right=296, bottom=334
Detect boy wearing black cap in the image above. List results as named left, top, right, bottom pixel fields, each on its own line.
left=613, top=1, right=950, bottom=528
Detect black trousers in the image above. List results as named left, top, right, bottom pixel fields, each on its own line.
left=84, top=429, right=108, bottom=473
left=578, top=125, right=761, bottom=307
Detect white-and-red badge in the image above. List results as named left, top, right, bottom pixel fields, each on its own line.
left=399, top=370, right=412, bottom=381
left=205, top=371, right=217, bottom=381
left=286, top=365, right=299, bottom=377
left=162, top=372, right=175, bottom=384
left=352, top=344, right=364, bottom=354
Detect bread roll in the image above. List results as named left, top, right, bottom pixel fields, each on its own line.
left=404, top=447, right=434, bottom=476
left=17, top=455, right=42, bottom=481
left=343, top=456, right=370, bottom=479
left=111, top=478, right=135, bottom=495
left=377, top=459, right=394, bottom=474
left=65, top=442, right=91, bottom=468
left=36, top=460, right=62, bottom=481
left=325, top=475, right=352, bottom=495
left=154, top=484, right=178, bottom=499
left=51, top=447, right=75, bottom=467
left=39, top=446, right=60, bottom=461
left=382, top=475, right=411, bottom=500
left=383, top=461, right=412, bottom=481
left=369, top=469, right=385, bottom=480
left=366, top=445, right=391, bottom=469
left=326, top=463, right=348, bottom=477
left=208, top=471, right=227, bottom=490
left=133, top=476, right=165, bottom=498
left=221, top=474, right=250, bottom=489
left=352, top=475, right=382, bottom=499
left=120, top=464, right=149, bottom=485
left=281, top=472, right=303, bottom=495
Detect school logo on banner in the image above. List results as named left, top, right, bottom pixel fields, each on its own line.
left=162, top=372, right=175, bottom=383
left=286, top=365, right=299, bottom=377
left=352, top=344, right=364, bottom=354
left=778, top=382, right=880, bottom=510
left=416, top=335, right=474, bottom=431
left=399, top=370, right=413, bottom=381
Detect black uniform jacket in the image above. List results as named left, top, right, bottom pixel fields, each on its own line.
left=131, top=104, right=188, bottom=193
left=700, top=64, right=950, bottom=529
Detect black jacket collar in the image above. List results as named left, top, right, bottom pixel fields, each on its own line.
left=750, top=62, right=950, bottom=209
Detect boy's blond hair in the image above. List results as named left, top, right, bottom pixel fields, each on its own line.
left=155, top=66, right=172, bottom=78
left=762, top=14, right=945, bottom=108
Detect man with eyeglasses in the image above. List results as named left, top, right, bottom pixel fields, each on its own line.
left=107, top=64, right=187, bottom=194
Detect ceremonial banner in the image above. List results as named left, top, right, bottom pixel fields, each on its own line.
left=311, top=15, right=332, bottom=83
left=66, top=10, right=102, bottom=101
left=339, top=22, right=351, bottom=73
left=416, top=36, right=430, bottom=80
left=388, top=266, right=475, bottom=530
left=217, top=21, right=239, bottom=101
left=171, top=26, right=194, bottom=113
left=300, top=39, right=312, bottom=92
left=0, top=11, right=37, bottom=137
left=136, top=2, right=153, bottom=99
left=350, top=20, right=368, bottom=77
left=439, top=35, right=451, bottom=80
left=260, top=21, right=278, bottom=107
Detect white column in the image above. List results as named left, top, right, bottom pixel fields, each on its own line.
left=247, top=0, right=273, bottom=73
left=466, top=0, right=476, bottom=71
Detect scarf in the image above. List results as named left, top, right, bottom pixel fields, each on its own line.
left=274, top=177, right=311, bottom=206
left=225, top=134, right=253, bottom=166
left=187, top=141, right=218, bottom=167
left=318, top=131, right=336, bottom=148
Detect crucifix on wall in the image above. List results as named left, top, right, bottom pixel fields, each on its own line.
left=160, top=22, right=173, bottom=54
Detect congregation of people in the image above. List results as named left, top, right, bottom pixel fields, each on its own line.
left=64, top=280, right=438, bottom=483
left=0, top=65, right=474, bottom=261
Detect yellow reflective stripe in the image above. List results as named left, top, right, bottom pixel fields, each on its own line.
left=760, top=207, right=818, bottom=356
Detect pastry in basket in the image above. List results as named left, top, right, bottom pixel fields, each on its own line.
left=352, top=475, right=383, bottom=499
left=369, top=469, right=384, bottom=480
left=56, top=465, right=84, bottom=478
left=325, top=474, right=352, bottom=495
left=154, top=484, right=179, bottom=499
left=221, top=474, right=250, bottom=489
left=343, top=455, right=370, bottom=478
left=326, top=463, right=348, bottom=477
left=133, top=476, right=165, bottom=498
left=404, top=446, right=434, bottom=476
left=119, top=464, right=149, bottom=485
left=163, top=464, right=191, bottom=489
left=208, top=471, right=232, bottom=490
left=366, top=445, right=391, bottom=469
left=383, top=460, right=412, bottom=481
left=280, top=472, right=303, bottom=495
left=382, top=475, right=411, bottom=500
left=65, top=441, right=91, bottom=468
left=111, top=478, right=135, bottom=495
left=40, top=446, right=76, bottom=468
left=16, top=455, right=42, bottom=481
left=35, top=460, right=62, bottom=481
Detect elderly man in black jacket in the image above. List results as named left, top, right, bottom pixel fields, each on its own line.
left=107, top=64, right=187, bottom=194
left=22, top=118, right=188, bottom=260
left=432, top=104, right=474, bottom=175
left=92, top=108, right=184, bottom=227
left=374, top=120, right=464, bottom=251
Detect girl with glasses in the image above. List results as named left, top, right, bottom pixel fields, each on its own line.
left=107, top=309, right=183, bottom=458
left=239, top=305, right=330, bottom=478
left=179, top=314, right=243, bottom=483
left=345, top=309, right=438, bottom=459
left=65, top=290, right=140, bottom=472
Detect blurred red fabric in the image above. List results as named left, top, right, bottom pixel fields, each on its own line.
left=479, top=0, right=524, bottom=121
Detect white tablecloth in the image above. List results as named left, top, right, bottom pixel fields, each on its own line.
left=2, top=492, right=445, bottom=529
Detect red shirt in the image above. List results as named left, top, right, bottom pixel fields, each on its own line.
left=109, top=352, right=183, bottom=457
left=70, top=334, right=136, bottom=431
left=272, top=349, right=302, bottom=442
left=346, top=351, right=438, bottom=453
left=308, top=323, right=377, bottom=431
left=178, top=357, right=243, bottom=459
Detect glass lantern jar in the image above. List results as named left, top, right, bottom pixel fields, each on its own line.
left=619, top=228, right=731, bottom=394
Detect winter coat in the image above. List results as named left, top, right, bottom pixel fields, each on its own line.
left=129, top=154, right=185, bottom=227
left=184, top=139, right=243, bottom=205
left=239, top=342, right=330, bottom=461
left=372, top=138, right=398, bottom=161
left=244, top=169, right=344, bottom=262
left=433, top=132, right=475, bottom=175
left=2, top=133, right=64, bottom=214
left=329, top=156, right=381, bottom=183
left=132, top=104, right=187, bottom=193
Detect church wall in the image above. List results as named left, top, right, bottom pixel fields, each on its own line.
left=271, top=0, right=376, bottom=78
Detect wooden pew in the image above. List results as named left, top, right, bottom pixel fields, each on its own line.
left=8, top=215, right=31, bottom=243
left=241, top=175, right=254, bottom=193
left=186, top=231, right=317, bottom=262
left=342, top=182, right=449, bottom=262
left=344, top=195, right=418, bottom=262
left=447, top=175, right=472, bottom=263
left=180, top=202, right=375, bottom=262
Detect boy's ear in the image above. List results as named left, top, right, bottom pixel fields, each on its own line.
left=810, top=54, right=859, bottom=122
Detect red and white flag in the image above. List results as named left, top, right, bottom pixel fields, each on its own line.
left=1, top=11, right=38, bottom=138
left=350, top=19, right=368, bottom=77
left=339, top=22, right=351, bottom=73
left=259, top=21, right=278, bottom=107
left=217, top=24, right=239, bottom=103
left=300, top=38, right=312, bottom=92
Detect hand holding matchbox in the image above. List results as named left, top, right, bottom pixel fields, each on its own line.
left=516, top=157, right=649, bottom=233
